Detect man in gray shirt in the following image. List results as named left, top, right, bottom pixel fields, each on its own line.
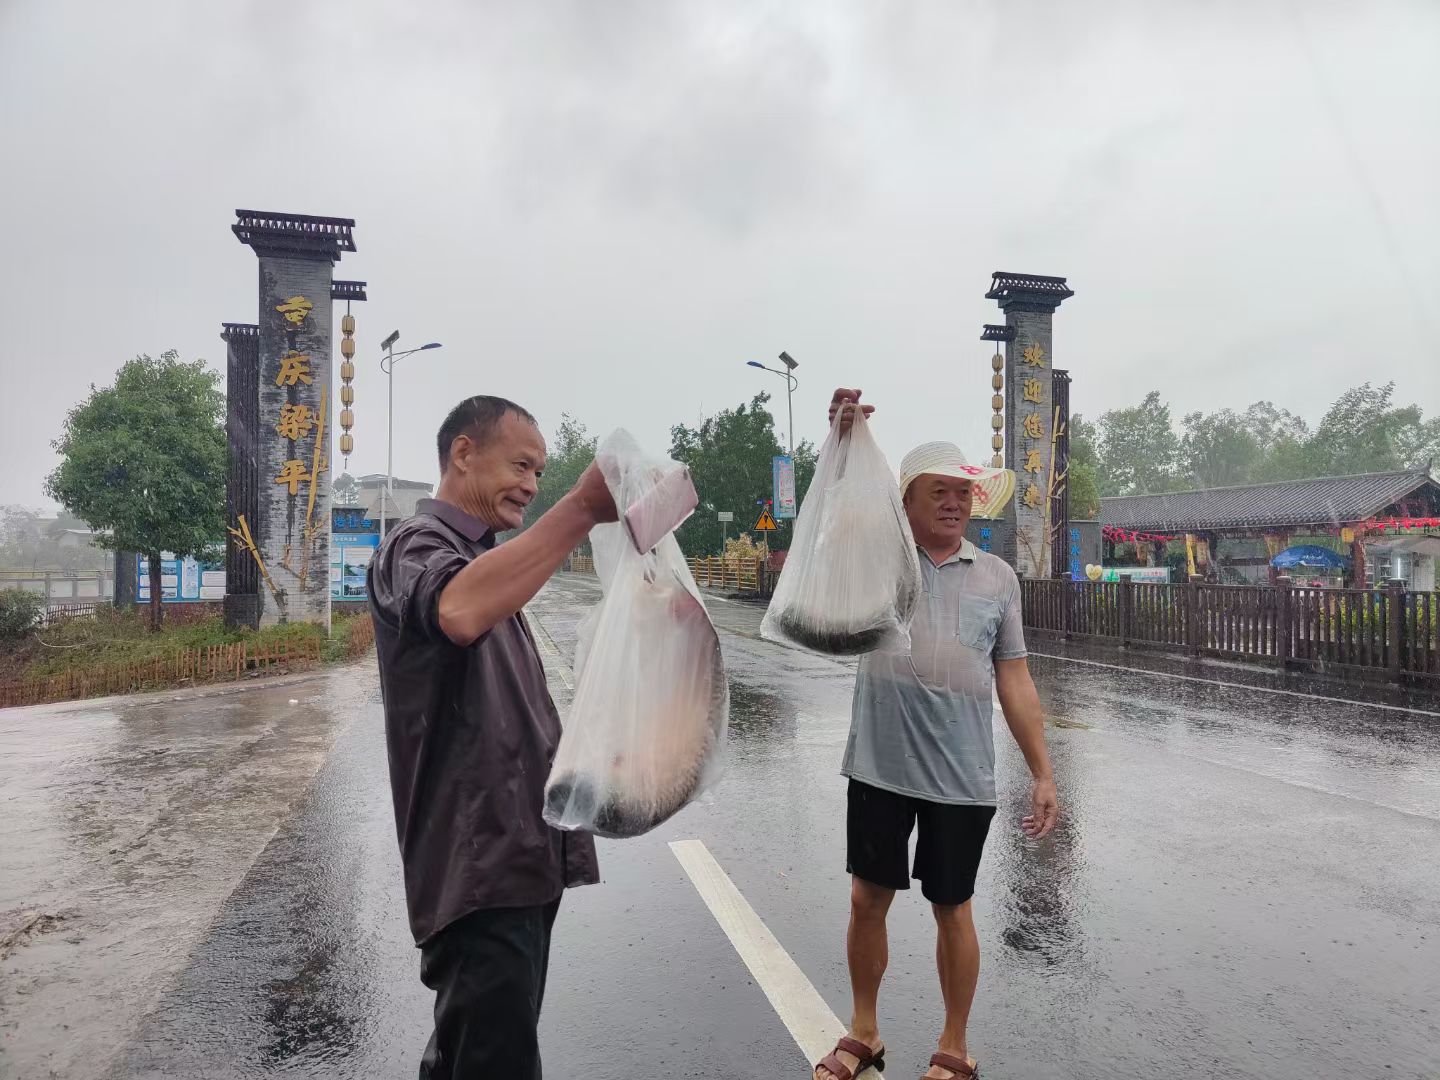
left=814, top=389, right=1060, bottom=1080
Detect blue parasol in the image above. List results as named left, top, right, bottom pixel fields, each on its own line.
left=1271, top=544, right=1349, bottom=570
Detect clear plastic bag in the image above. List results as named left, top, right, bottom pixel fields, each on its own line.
left=543, top=429, right=729, bottom=838
left=761, top=407, right=921, bottom=655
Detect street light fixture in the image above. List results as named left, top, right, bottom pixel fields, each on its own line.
left=379, top=333, right=444, bottom=538
left=745, top=351, right=799, bottom=455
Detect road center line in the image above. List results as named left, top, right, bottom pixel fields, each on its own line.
left=669, top=838, right=884, bottom=1078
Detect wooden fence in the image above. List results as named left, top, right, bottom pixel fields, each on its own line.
left=344, top=612, right=375, bottom=657
left=0, top=637, right=325, bottom=708
left=39, top=601, right=104, bottom=627
left=687, top=556, right=766, bottom=593
left=1021, top=577, right=1440, bottom=685
left=565, top=552, right=773, bottom=596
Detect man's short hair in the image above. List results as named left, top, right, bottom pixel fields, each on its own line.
left=436, top=396, right=537, bottom=472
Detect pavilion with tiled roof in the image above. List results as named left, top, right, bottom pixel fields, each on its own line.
left=1101, top=468, right=1440, bottom=589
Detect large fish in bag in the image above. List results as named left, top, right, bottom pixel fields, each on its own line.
left=544, top=430, right=729, bottom=839
left=762, top=405, right=921, bottom=655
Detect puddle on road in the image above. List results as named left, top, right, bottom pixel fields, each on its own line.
left=0, top=909, right=72, bottom=961
left=0, top=670, right=367, bottom=1080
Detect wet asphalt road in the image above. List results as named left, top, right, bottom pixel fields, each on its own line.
left=3, top=572, right=1439, bottom=1079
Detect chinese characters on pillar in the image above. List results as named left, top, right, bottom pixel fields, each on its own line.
left=1020, top=411, right=1047, bottom=508
left=275, top=296, right=314, bottom=327
left=1011, top=339, right=1051, bottom=575
left=269, top=297, right=328, bottom=583
left=275, top=351, right=313, bottom=386
left=276, top=403, right=316, bottom=440
left=274, top=459, right=311, bottom=495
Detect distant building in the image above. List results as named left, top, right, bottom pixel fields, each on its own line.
left=53, top=528, right=95, bottom=550
left=4, top=513, right=111, bottom=571
left=351, top=473, right=434, bottom=525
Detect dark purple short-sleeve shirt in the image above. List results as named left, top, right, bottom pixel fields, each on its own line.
left=368, top=498, right=599, bottom=944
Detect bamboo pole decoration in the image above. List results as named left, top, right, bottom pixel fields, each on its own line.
left=297, top=386, right=330, bottom=589
left=1044, top=403, right=1066, bottom=576
left=229, top=513, right=283, bottom=602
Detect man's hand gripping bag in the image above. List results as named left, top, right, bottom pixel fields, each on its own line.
left=761, top=407, right=921, bottom=655
left=543, top=430, right=729, bottom=839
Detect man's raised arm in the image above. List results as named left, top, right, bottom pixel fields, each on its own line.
left=438, top=464, right=616, bottom=647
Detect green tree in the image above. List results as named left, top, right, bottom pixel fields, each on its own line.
left=536, top=412, right=599, bottom=520
left=1086, top=384, right=1437, bottom=500
left=1069, top=414, right=1099, bottom=467
left=0, top=505, right=45, bottom=570
left=332, top=472, right=360, bottom=507
left=1179, top=408, right=1261, bottom=489
left=1239, top=401, right=1312, bottom=483
left=1095, top=391, right=1180, bottom=495
left=1068, top=461, right=1102, bottom=519
left=45, top=351, right=226, bottom=630
left=1066, top=415, right=1102, bottom=517
left=668, top=392, right=815, bottom=557
left=1307, top=382, right=1440, bottom=476
left=506, top=413, right=599, bottom=547
left=0, top=589, right=45, bottom=642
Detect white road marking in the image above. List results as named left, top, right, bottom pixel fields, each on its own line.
left=1029, top=650, right=1440, bottom=718
left=669, top=838, right=884, bottom=1078
left=526, top=611, right=574, bottom=690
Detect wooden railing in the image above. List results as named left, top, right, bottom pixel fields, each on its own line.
left=564, top=552, right=772, bottom=595
left=0, top=638, right=324, bottom=708
left=39, top=602, right=104, bottom=627
left=1020, top=577, right=1439, bottom=684
left=687, top=556, right=765, bottom=593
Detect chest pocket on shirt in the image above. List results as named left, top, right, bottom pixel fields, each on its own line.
left=955, top=594, right=1001, bottom=653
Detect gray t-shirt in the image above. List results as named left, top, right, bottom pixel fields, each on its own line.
left=841, top=538, right=1027, bottom=806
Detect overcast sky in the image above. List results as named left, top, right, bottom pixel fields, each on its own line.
left=2, top=0, right=1437, bottom=513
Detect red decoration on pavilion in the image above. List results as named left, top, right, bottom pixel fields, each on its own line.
left=1358, top=516, right=1440, bottom=534
left=1102, top=526, right=1182, bottom=544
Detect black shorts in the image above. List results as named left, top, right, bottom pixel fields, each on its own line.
left=846, top=779, right=995, bottom=906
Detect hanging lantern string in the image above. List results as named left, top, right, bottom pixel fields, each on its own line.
left=338, top=298, right=356, bottom=466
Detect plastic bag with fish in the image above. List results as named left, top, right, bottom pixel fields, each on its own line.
left=761, top=405, right=921, bottom=655
left=544, top=429, right=729, bottom=839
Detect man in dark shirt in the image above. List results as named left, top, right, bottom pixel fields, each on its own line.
left=368, top=395, right=617, bottom=1079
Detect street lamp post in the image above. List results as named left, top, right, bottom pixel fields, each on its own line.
left=746, top=350, right=799, bottom=454
left=379, top=332, right=443, bottom=539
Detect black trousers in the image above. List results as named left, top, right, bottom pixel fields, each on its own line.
left=418, top=899, right=562, bottom=1079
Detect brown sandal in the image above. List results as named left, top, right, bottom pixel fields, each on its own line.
left=815, top=1035, right=886, bottom=1080
left=927, top=1052, right=979, bottom=1079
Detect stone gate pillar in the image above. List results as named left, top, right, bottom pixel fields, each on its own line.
left=986, top=272, right=1074, bottom=579
left=221, top=322, right=261, bottom=629
left=232, top=210, right=356, bottom=628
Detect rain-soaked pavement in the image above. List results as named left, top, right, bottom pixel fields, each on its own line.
left=3, top=572, right=1439, bottom=1079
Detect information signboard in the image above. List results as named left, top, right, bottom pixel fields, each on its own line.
left=137, top=554, right=223, bottom=602
left=772, top=455, right=797, bottom=520
left=331, top=508, right=380, bottom=600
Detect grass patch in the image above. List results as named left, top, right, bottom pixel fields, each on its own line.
left=0, top=607, right=371, bottom=685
